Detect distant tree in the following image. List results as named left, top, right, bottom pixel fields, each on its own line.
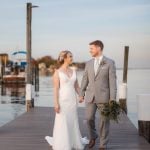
left=73, top=62, right=85, bottom=69
left=36, top=56, right=57, bottom=68
left=36, top=55, right=85, bottom=70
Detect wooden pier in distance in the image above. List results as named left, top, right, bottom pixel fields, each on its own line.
left=0, top=107, right=150, bottom=150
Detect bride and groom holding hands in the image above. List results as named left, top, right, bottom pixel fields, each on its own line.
left=45, top=40, right=117, bottom=150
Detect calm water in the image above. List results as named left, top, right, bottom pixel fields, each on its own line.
left=0, top=69, right=150, bottom=128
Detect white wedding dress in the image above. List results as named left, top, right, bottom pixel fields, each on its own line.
left=45, top=68, right=89, bottom=150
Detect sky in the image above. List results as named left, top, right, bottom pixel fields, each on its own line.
left=0, top=0, right=150, bottom=68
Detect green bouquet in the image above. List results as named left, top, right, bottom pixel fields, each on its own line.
left=101, top=100, right=122, bottom=123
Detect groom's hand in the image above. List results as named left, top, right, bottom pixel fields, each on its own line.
left=79, top=96, right=84, bottom=103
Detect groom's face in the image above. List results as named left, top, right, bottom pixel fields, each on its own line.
left=89, top=45, right=102, bottom=57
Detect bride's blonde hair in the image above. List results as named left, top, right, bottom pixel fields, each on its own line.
left=57, top=50, right=72, bottom=68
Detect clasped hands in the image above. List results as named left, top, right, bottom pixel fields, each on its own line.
left=79, top=96, right=84, bottom=103
left=54, top=97, right=84, bottom=113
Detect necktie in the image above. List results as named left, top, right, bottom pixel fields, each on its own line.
left=94, top=58, right=99, bottom=75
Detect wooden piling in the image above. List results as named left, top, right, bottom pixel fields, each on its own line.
left=119, top=46, right=129, bottom=114
left=26, top=3, right=32, bottom=111
left=1, top=65, right=4, bottom=83
left=26, top=84, right=32, bottom=112
left=26, top=3, right=32, bottom=84
left=0, top=54, right=8, bottom=83
left=35, top=65, right=39, bottom=92
left=1, top=83, right=6, bottom=96
left=123, top=46, right=129, bottom=83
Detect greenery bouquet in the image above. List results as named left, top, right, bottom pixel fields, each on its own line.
left=101, top=100, right=123, bottom=123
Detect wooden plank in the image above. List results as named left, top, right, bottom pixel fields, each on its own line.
left=0, top=107, right=149, bottom=150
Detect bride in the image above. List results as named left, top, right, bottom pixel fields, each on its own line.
left=45, top=50, right=89, bottom=150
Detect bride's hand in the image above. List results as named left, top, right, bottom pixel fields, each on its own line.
left=54, top=104, right=60, bottom=113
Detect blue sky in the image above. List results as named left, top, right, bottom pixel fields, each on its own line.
left=0, top=0, right=150, bottom=68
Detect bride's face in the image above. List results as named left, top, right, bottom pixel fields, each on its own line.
left=64, top=53, right=73, bottom=65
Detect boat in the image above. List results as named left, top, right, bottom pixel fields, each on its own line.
left=2, top=51, right=27, bottom=84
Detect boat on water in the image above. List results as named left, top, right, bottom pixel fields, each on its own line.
left=3, top=74, right=26, bottom=84
left=2, top=51, right=27, bottom=84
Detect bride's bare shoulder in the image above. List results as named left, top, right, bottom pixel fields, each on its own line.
left=53, top=69, right=59, bottom=78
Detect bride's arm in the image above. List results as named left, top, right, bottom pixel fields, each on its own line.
left=74, top=79, right=80, bottom=95
left=75, top=79, right=84, bottom=103
left=73, top=68, right=80, bottom=95
left=53, top=70, right=60, bottom=113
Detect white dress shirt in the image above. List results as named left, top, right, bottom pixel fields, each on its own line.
left=94, top=55, right=103, bottom=75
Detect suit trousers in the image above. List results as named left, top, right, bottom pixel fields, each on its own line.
left=85, top=100, right=110, bottom=148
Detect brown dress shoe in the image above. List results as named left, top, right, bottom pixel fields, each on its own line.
left=88, top=136, right=98, bottom=148
left=99, top=146, right=107, bottom=150
left=99, top=148, right=106, bottom=150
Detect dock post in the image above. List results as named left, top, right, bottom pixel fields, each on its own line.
left=26, top=3, right=39, bottom=111
left=119, top=46, right=129, bottom=114
left=35, top=65, right=39, bottom=92
left=26, top=84, right=32, bottom=112
left=0, top=63, right=3, bottom=84
left=34, top=66, right=36, bottom=91
left=26, top=3, right=32, bottom=112
left=37, top=66, right=39, bottom=91
left=1, top=64, right=4, bottom=84
left=0, top=63, right=1, bottom=84
left=137, top=94, right=150, bottom=143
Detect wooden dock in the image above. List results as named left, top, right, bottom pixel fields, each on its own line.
left=0, top=107, right=150, bottom=150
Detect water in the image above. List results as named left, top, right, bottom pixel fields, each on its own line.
left=0, top=69, right=150, bottom=128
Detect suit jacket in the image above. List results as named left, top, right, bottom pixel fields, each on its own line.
left=80, top=56, right=117, bottom=103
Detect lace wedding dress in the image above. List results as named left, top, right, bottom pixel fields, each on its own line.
left=45, top=68, right=89, bottom=150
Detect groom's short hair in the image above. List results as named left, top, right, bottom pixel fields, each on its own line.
left=89, top=40, right=104, bottom=50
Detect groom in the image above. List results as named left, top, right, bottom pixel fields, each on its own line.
left=79, top=40, right=117, bottom=150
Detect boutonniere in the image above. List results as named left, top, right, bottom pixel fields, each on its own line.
left=100, top=60, right=106, bottom=67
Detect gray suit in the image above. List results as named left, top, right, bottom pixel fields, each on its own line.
left=80, top=56, right=117, bottom=148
